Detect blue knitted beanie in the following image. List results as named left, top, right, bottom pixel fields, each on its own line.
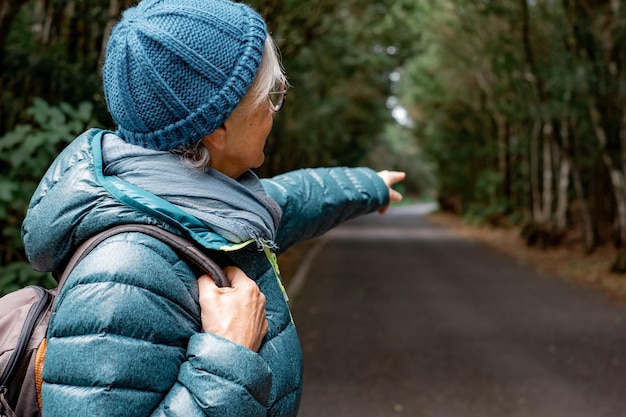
left=103, top=0, right=267, bottom=150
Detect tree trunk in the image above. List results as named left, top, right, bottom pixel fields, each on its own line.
left=561, top=0, right=624, bottom=264
left=561, top=112, right=596, bottom=252
left=555, top=150, right=570, bottom=231
left=540, top=124, right=553, bottom=224
left=0, top=0, right=29, bottom=75
left=614, top=102, right=626, bottom=272
left=571, top=162, right=596, bottom=253
left=530, top=120, right=542, bottom=221
left=472, top=67, right=509, bottom=202
left=588, top=95, right=626, bottom=247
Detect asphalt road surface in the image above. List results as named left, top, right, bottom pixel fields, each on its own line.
left=288, top=205, right=626, bottom=417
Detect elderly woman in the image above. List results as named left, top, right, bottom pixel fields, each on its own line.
left=21, top=0, right=404, bottom=416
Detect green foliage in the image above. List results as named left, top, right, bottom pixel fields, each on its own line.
left=0, top=262, right=56, bottom=296
left=0, top=98, right=98, bottom=294
left=256, top=0, right=426, bottom=177
left=474, top=170, right=504, bottom=206
left=463, top=170, right=511, bottom=227
left=1, top=98, right=94, bottom=172
left=1, top=0, right=114, bottom=132
left=2, top=0, right=430, bottom=181
left=397, top=0, right=625, bottom=243
left=364, top=122, right=438, bottom=198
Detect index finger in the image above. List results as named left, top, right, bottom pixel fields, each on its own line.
left=378, top=170, right=406, bottom=188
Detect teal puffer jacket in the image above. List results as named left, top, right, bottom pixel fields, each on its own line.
left=21, top=129, right=389, bottom=417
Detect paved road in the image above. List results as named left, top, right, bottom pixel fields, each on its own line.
left=288, top=205, right=626, bottom=417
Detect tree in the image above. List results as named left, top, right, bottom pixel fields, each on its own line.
left=397, top=0, right=626, bottom=270
left=0, top=0, right=430, bottom=293
left=252, top=0, right=425, bottom=176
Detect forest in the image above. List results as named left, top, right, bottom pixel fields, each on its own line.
left=0, top=0, right=625, bottom=294
left=396, top=0, right=625, bottom=263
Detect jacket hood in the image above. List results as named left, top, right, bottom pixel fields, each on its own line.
left=21, top=129, right=278, bottom=273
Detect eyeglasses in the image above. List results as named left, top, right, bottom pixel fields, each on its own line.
left=268, top=81, right=287, bottom=112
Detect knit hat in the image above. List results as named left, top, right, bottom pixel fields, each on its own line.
left=103, top=0, right=267, bottom=150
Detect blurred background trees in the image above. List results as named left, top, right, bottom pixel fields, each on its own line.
left=1, top=0, right=625, bottom=293
left=0, top=0, right=431, bottom=293
left=396, top=0, right=626, bottom=268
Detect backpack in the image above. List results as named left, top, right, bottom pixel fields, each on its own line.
left=0, top=224, right=228, bottom=417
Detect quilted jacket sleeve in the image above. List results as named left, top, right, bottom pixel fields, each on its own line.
left=261, top=167, right=389, bottom=254
left=42, top=233, right=272, bottom=417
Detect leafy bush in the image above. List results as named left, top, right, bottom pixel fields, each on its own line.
left=0, top=98, right=98, bottom=295
left=462, top=170, right=511, bottom=227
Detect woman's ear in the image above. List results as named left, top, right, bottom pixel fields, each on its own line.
left=201, top=124, right=227, bottom=151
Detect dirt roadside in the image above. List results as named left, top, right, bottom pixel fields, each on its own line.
left=427, top=212, right=626, bottom=303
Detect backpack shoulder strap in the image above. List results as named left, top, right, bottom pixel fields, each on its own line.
left=59, top=224, right=230, bottom=289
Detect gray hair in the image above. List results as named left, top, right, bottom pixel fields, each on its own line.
left=172, top=35, right=285, bottom=170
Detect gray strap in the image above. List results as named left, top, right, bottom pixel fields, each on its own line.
left=58, top=224, right=229, bottom=290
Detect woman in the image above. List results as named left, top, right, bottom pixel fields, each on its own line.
left=21, top=0, right=405, bottom=416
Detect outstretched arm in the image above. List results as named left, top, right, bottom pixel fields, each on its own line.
left=262, top=167, right=405, bottom=254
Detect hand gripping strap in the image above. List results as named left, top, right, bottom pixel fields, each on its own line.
left=32, top=225, right=227, bottom=414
